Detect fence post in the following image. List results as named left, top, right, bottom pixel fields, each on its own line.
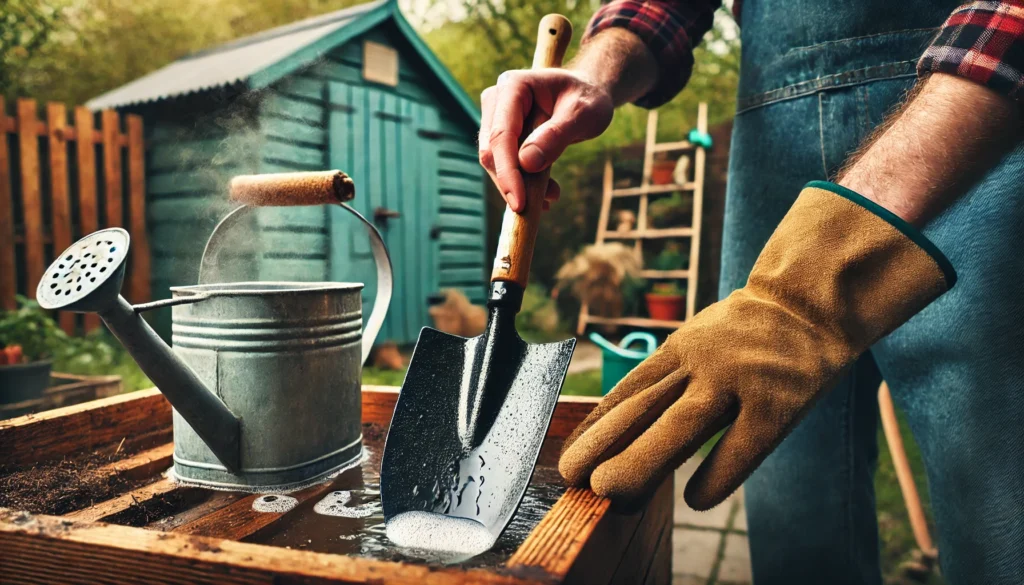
left=0, top=97, right=15, bottom=311
left=47, top=102, right=75, bottom=334
left=126, top=115, right=150, bottom=304
left=17, top=99, right=45, bottom=295
left=75, top=106, right=101, bottom=332
left=101, top=110, right=122, bottom=229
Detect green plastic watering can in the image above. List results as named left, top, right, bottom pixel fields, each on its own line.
left=589, top=331, right=659, bottom=395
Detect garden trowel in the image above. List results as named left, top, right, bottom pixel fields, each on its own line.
left=381, top=14, right=576, bottom=557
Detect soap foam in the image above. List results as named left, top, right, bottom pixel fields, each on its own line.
left=313, top=490, right=380, bottom=518
left=385, top=511, right=496, bottom=556
left=252, top=494, right=298, bottom=513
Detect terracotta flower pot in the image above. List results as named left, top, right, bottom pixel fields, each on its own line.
left=651, top=160, right=676, bottom=185
left=645, top=293, right=684, bottom=321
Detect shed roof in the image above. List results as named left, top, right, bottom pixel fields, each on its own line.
left=87, top=1, right=479, bottom=126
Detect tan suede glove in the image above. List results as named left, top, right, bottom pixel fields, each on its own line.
left=559, top=182, right=956, bottom=511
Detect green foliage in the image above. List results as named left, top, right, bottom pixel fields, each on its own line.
left=652, top=242, right=686, bottom=271
left=0, top=297, right=150, bottom=390
left=515, top=283, right=568, bottom=342
left=1, top=0, right=367, bottom=104
left=649, top=281, right=684, bottom=296
left=0, top=296, right=67, bottom=361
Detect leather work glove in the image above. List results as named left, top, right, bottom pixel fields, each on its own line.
left=559, top=181, right=956, bottom=510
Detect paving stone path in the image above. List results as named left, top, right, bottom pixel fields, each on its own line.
left=673, top=457, right=752, bottom=585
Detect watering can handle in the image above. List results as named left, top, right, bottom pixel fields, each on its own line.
left=198, top=202, right=393, bottom=366
left=620, top=331, right=658, bottom=354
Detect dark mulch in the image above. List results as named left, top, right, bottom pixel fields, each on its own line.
left=0, top=450, right=145, bottom=516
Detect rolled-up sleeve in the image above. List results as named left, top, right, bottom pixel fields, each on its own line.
left=918, top=1, right=1024, bottom=100
left=583, top=0, right=721, bottom=108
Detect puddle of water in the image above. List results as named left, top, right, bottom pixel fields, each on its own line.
left=243, top=432, right=565, bottom=569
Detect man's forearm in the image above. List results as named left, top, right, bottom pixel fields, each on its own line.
left=569, top=28, right=660, bottom=107
left=838, top=73, right=1021, bottom=227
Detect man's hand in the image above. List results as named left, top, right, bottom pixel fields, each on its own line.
left=559, top=182, right=956, bottom=509
left=479, top=70, right=613, bottom=212
left=559, top=73, right=1020, bottom=509
left=479, top=27, right=660, bottom=212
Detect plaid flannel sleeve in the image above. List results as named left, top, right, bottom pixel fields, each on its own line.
left=584, top=0, right=721, bottom=108
left=918, top=1, right=1024, bottom=100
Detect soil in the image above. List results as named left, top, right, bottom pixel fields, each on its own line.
left=0, top=449, right=146, bottom=516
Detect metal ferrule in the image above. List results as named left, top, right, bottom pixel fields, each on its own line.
left=487, top=281, right=524, bottom=312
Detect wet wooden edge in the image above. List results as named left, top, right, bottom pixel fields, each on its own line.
left=0, top=387, right=657, bottom=584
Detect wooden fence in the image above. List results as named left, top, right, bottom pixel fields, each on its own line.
left=0, top=97, right=150, bottom=333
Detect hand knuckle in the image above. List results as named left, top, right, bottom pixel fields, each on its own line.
left=488, top=126, right=513, bottom=146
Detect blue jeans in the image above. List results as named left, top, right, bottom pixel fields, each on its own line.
left=723, top=77, right=1024, bottom=584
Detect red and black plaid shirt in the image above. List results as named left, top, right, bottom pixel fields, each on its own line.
left=585, top=0, right=1024, bottom=107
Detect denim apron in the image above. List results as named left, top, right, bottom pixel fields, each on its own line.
left=724, top=2, right=1024, bottom=584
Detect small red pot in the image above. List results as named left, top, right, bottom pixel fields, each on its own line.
left=651, top=160, right=676, bottom=185
left=645, top=293, right=684, bottom=321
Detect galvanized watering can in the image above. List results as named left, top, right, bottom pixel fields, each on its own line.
left=37, top=171, right=392, bottom=491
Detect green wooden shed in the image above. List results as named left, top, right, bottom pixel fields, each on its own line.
left=87, top=0, right=486, bottom=343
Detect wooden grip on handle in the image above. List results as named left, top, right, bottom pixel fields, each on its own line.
left=490, top=14, right=573, bottom=287
left=229, top=171, right=354, bottom=207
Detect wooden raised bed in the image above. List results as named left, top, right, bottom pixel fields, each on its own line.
left=0, top=372, right=122, bottom=420
left=0, top=386, right=672, bottom=584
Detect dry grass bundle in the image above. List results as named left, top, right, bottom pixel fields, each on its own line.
left=428, top=289, right=487, bottom=338
left=370, top=341, right=406, bottom=371
left=555, top=243, right=641, bottom=318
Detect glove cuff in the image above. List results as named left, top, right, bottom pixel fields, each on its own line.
left=805, top=181, right=957, bottom=288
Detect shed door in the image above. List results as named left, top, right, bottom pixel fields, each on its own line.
left=327, top=82, right=441, bottom=345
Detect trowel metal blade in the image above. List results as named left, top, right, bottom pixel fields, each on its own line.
left=380, top=325, right=575, bottom=551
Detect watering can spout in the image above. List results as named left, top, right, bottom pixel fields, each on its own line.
left=100, top=296, right=242, bottom=470
left=35, top=227, right=241, bottom=472
left=100, top=296, right=242, bottom=471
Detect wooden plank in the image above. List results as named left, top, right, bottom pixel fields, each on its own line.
left=0, top=373, right=121, bottom=419
left=508, top=487, right=612, bottom=576
left=582, top=315, right=685, bottom=330
left=75, top=107, right=101, bottom=332
left=0, top=510, right=536, bottom=585
left=0, top=389, right=171, bottom=468
left=47, top=102, right=74, bottom=332
left=651, top=140, right=694, bottom=153
left=0, top=118, right=122, bottom=143
left=63, top=478, right=183, bottom=523
left=126, top=115, right=150, bottom=304
left=603, top=227, right=693, bottom=240
left=97, top=442, right=174, bottom=482
left=0, top=97, right=15, bottom=310
left=17, top=99, right=45, bottom=294
left=174, top=477, right=337, bottom=540
left=611, top=183, right=695, bottom=197
left=641, top=517, right=672, bottom=585
left=639, top=269, right=690, bottom=279
left=686, top=103, right=707, bottom=321
left=101, top=109, right=123, bottom=228
left=608, top=477, right=673, bottom=584
left=563, top=479, right=672, bottom=585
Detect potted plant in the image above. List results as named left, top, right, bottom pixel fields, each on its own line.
left=0, top=298, right=59, bottom=404
left=645, top=282, right=686, bottom=321
left=651, top=153, right=677, bottom=185
left=645, top=245, right=688, bottom=320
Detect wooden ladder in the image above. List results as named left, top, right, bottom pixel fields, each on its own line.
left=577, top=103, right=708, bottom=335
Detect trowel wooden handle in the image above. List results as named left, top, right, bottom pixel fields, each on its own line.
left=490, top=14, right=572, bottom=287
left=229, top=171, right=354, bottom=207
